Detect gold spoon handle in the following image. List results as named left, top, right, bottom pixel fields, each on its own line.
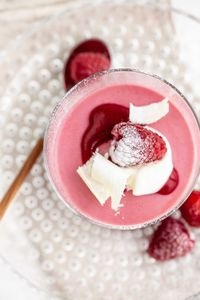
left=0, top=138, right=43, bottom=220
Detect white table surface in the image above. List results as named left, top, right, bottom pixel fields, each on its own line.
left=0, top=1, right=199, bottom=299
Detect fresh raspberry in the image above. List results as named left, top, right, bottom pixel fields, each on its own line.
left=180, top=190, right=200, bottom=227
left=70, top=52, right=110, bottom=83
left=110, top=122, right=167, bottom=167
left=148, top=217, right=195, bottom=261
left=64, top=38, right=111, bottom=89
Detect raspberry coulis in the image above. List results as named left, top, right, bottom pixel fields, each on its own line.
left=81, top=103, right=129, bottom=162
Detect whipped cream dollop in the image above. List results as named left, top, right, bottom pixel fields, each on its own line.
left=77, top=98, right=173, bottom=211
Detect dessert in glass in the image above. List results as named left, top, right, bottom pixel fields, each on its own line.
left=44, top=69, right=200, bottom=229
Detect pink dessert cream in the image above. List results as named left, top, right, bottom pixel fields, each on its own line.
left=44, top=69, right=200, bottom=229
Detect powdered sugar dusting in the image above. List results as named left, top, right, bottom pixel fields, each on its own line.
left=110, top=122, right=167, bottom=167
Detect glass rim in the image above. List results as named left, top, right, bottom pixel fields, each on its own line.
left=43, top=69, right=200, bottom=230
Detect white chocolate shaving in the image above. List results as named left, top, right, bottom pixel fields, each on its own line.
left=129, top=98, right=169, bottom=124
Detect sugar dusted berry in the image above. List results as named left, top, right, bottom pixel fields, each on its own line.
left=70, top=52, right=110, bottom=83
left=180, top=190, right=200, bottom=227
left=64, top=38, right=110, bottom=88
left=110, top=122, right=167, bottom=167
left=147, top=217, right=195, bottom=261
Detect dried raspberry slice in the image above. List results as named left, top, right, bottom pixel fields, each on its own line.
left=110, top=122, right=167, bottom=167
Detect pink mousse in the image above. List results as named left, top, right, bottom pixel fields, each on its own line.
left=45, top=83, right=200, bottom=228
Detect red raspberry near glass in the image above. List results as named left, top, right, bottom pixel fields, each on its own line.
left=64, top=38, right=111, bottom=88
left=147, top=217, right=195, bottom=261
left=70, top=52, right=110, bottom=83
left=180, top=190, right=200, bottom=227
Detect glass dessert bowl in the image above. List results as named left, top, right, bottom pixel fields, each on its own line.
left=44, top=69, right=200, bottom=229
